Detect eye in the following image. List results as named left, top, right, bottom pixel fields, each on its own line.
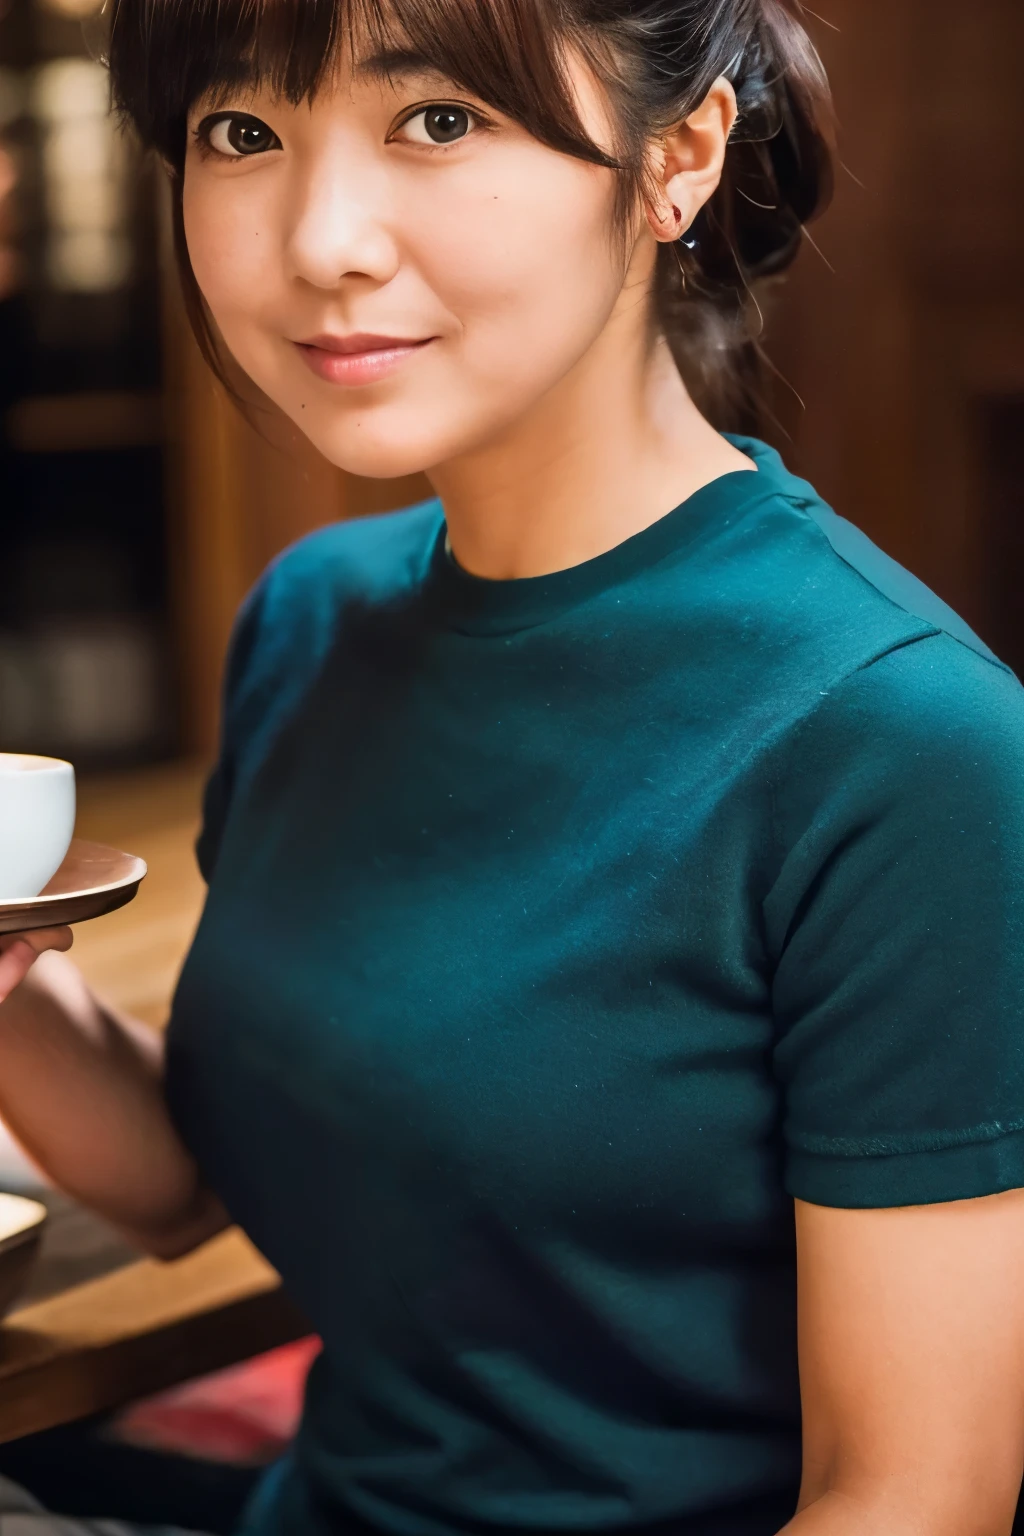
left=396, top=104, right=476, bottom=147
left=200, top=113, right=281, bottom=158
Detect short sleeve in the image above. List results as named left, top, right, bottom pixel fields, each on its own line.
left=765, top=635, right=1024, bottom=1209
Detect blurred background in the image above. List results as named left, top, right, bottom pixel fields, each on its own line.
left=0, top=0, right=166, bottom=766
left=0, top=0, right=1021, bottom=768
left=0, top=1, right=1020, bottom=1526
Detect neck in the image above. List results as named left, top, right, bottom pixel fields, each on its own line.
left=427, top=291, right=755, bottom=582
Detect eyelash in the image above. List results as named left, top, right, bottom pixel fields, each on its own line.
left=390, top=102, right=488, bottom=148
left=194, top=101, right=489, bottom=161
left=193, top=113, right=281, bottom=160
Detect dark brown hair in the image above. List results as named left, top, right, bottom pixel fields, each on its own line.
left=106, top=0, right=834, bottom=427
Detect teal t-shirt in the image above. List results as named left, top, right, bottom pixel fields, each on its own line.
left=166, top=437, right=1024, bottom=1536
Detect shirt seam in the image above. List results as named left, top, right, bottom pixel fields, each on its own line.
left=789, top=1116, right=1024, bottom=1161
left=779, top=491, right=1011, bottom=676
left=756, top=624, right=943, bottom=806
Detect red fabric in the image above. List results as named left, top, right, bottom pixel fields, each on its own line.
left=112, top=1336, right=321, bottom=1465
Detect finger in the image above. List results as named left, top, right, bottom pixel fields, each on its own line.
left=0, top=927, right=74, bottom=960
left=18, top=926, right=74, bottom=957
left=0, top=927, right=74, bottom=1005
left=0, top=939, right=39, bottom=1004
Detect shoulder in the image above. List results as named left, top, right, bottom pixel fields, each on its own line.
left=227, top=497, right=441, bottom=683
left=789, top=630, right=1024, bottom=793
left=251, top=496, right=443, bottom=628
left=196, top=498, right=443, bottom=876
left=216, top=497, right=442, bottom=754
left=762, top=630, right=1024, bottom=942
left=717, top=437, right=1009, bottom=686
left=708, top=442, right=1024, bottom=853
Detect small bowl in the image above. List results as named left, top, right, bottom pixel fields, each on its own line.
left=0, top=1193, right=47, bottom=1319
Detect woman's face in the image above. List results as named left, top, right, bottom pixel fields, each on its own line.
left=182, top=48, right=649, bottom=478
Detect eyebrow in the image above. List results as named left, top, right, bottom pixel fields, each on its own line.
left=193, top=60, right=261, bottom=111
left=354, top=47, right=454, bottom=85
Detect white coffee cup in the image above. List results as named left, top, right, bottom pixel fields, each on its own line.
left=0, top=755, right=76, bottom=902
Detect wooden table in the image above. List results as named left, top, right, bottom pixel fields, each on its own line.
left=0, top=762, right=306, bottom=1444
left=0, top=1231, right=307, bottom=1444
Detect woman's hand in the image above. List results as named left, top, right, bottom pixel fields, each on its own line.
left=0, top=928, right=74, bottom=1006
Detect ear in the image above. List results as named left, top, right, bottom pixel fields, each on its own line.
left=645, top=77, right=738, bottom=244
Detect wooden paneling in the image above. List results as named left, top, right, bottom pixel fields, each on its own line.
left=768, top=0, right=1024, bottom=642
left=980, top=397, right=1024, bottom=679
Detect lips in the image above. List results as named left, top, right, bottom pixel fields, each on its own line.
left=293, top=332, right=435, bottom=386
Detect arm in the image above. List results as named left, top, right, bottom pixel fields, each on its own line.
left=778, top=1194, right=1024, bottom=1536
left=0, top=932, right=229, bottom=1259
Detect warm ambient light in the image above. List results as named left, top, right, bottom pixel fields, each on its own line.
left=35, top=0, right=104, bottom=17
left=31, top=58, right=131, bottom=292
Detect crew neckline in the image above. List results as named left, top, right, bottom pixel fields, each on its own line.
left=424, top=436, right=784, bottom=637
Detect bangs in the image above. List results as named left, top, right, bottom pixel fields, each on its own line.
left=107, top=0, right=622, bottom=175
left=105, top=0, right=836, bottom=428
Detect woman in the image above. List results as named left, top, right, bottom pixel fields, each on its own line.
left=1, top=1, right=1023, bottom=1533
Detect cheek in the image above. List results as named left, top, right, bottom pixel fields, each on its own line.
left=410, top=149, right=622, bottom=380
left=182, top=169, right=276, bottom=334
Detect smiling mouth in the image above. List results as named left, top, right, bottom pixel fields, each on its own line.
left=293, top=333, right=435, bottom=386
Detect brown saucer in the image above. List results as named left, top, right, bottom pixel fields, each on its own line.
left=0, top=839, right=147, bottom=936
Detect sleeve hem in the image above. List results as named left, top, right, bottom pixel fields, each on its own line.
left=786, top=1125, right=1024, bottom=1209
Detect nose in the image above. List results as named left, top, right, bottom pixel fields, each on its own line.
left=284, top=147, right=399, bottom=292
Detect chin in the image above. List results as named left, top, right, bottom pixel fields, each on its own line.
left=293, top=400, right=483, bottom=482
left=299, top=422, right=436, bottom=480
